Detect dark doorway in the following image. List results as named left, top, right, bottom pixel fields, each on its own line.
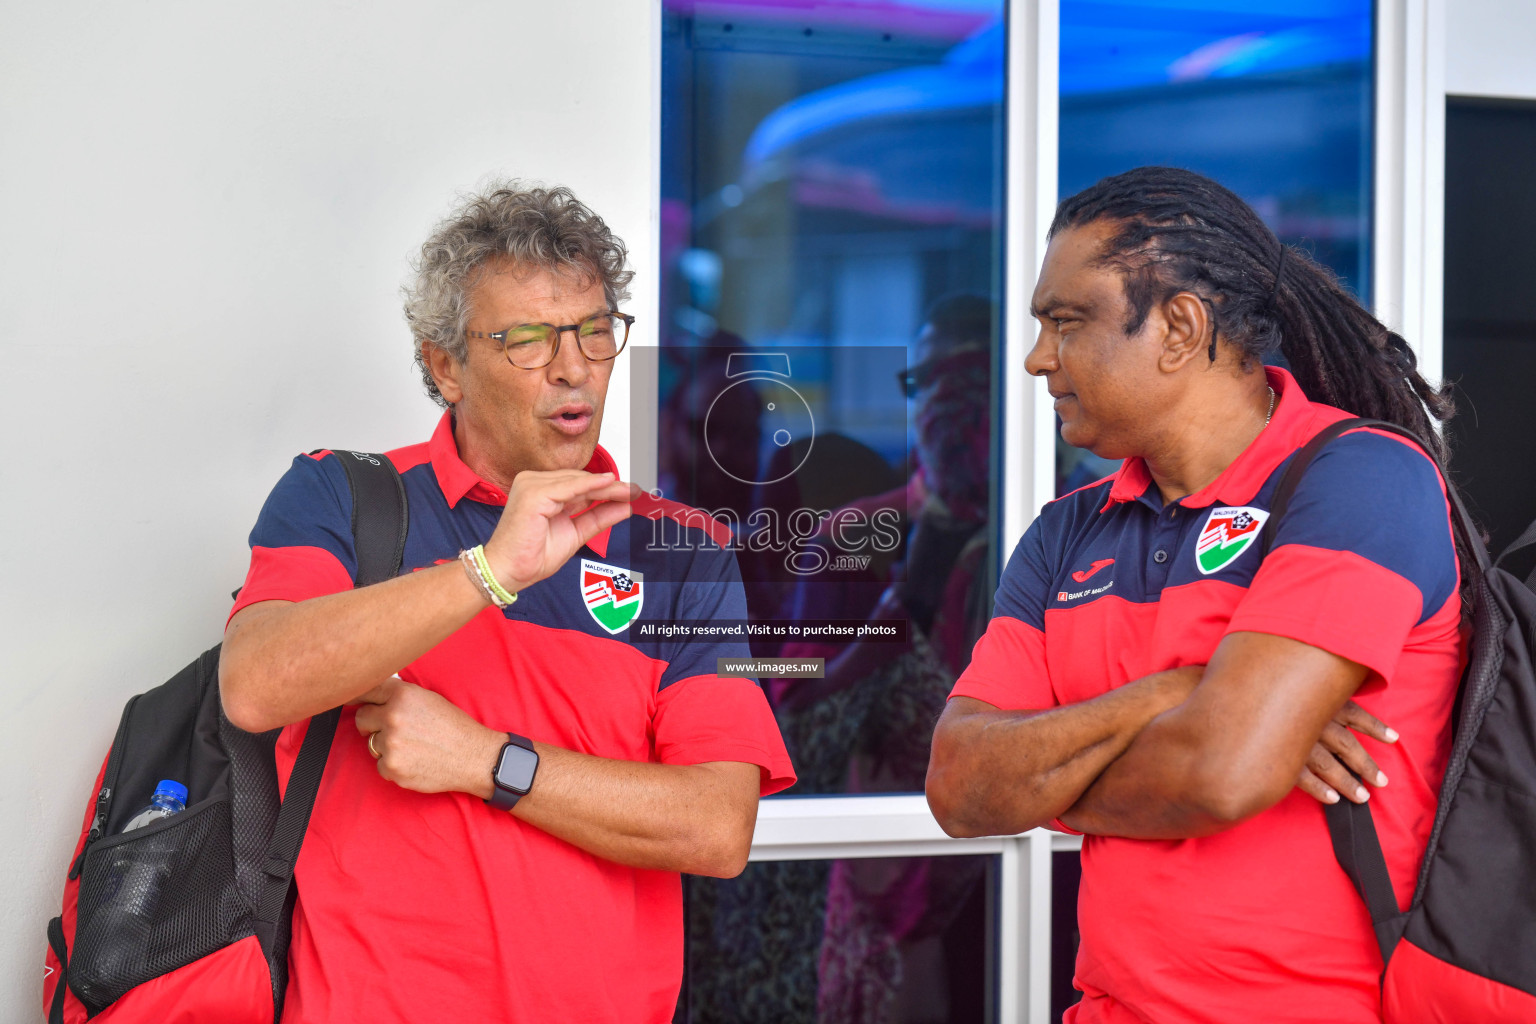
left=1444, top=97, right=1536, bottom=554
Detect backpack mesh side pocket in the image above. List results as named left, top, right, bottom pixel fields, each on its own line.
left=68, top=799, right=251, bottom=1012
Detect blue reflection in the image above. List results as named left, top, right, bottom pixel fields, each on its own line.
left=1060, top=0, right=1374, bottom=299
left=1061, top=0, right=1371, bottom=95
left=740, top=21, right=1003, bottom=224
left=661, top=1, right=1007, bottom=492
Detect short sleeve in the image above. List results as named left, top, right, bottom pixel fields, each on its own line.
left=653, top=677, right=796, bottom=795
left=949, top=519, right=1055, bottom=710
left=658, top=543, right=753, bottom=686
left=1226, top=429, right=1459, bottom=681
left=652, top=542, right=796, bottom=795
left=229, top=453, right=358, bottom=621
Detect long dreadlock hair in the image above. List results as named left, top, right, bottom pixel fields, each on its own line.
left=1050, top=166, right=1454, bottom=461
left=1051, top=166, right=1476, bottom=599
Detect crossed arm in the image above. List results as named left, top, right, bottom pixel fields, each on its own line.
left=926, top=630, right=1393, bottom=840
left=220, top=469, right=761, bottom=878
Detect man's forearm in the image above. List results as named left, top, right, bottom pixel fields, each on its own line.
left=1056, top=705, right=1229, bottom=839
left=1059, top=633, right=1376, bottom=839
left=220, top=562, right=490, bottom=733
left=357, top=677, right=763, bottom=878
left=511, top=745, right=760, bottom=877
left=926, top=669, right=1198, bottom=837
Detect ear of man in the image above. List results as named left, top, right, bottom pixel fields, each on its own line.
left=1156, top=291, right=1215, bottom=375
left=422, top=340, right=464, bottom=404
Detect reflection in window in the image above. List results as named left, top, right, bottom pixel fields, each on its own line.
left=1055, top=0, right=1375, bottom=496
left=661, top=5, right=1004, bottom=1018
left=660, top=0, right=1005, bottom=800
left=680, top=856, right=996, bottom=1024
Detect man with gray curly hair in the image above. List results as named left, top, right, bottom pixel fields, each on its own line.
left=220, top=182, right=794, bottom=1023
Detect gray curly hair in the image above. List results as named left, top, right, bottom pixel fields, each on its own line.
left=403, top=181, right=634, bottom=405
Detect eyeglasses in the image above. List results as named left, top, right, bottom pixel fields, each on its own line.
left=467, top=311, right=634, bottom=370
left=896, top=347, right=990, bottom=398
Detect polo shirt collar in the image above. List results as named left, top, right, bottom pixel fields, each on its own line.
left=1103, top=366, right=1311, bottom=511
left=427, top=411, right=620, bottom=557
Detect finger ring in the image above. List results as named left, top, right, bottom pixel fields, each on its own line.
left=368, top=732, right=381, bottom=759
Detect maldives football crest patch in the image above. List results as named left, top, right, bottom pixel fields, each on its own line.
left=1194, top=506, right=1270, bottom=575
left=580, top=559, right=644, bottom=633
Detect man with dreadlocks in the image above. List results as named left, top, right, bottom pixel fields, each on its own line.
left=927, top=167, right=1463, bottom=1022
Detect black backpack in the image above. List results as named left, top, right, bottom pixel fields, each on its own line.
left=44, top=450, right=408, bottom=1024
left=1267, top=418, right=1536, bottom=1019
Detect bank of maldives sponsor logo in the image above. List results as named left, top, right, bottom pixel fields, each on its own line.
left=1195, top=506, right=1270, bottom=574
left=581, top=559, right=644, bottom=633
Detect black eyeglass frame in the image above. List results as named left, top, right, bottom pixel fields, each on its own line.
left=896, top=345, right=991, bottom=399
left=467, top=311, right=635, bottom=369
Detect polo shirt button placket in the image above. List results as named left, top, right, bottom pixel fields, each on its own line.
left=1147, top=544, right=1171, bottom=591
left=1148, top=502, right=1180, bottom=589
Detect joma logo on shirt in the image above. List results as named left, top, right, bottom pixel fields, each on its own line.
left=1072, top=558, right=1115, bottom=583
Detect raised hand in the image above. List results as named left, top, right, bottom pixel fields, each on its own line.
left=481, top=470, right=639, bottom=594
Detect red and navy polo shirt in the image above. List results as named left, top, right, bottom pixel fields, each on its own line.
left=952, top=367, right=1463, bottom=1024
left=230, top=411, right=795, bottom=1024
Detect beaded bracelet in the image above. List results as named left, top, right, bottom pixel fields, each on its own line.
left=459, top=548, right=502, bottom=607
left=470, top=545, right=519, bottom=606
left=460, top=545, right=518, bottom=609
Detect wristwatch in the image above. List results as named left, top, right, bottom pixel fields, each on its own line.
left=487, top=733, right=539, bottom=811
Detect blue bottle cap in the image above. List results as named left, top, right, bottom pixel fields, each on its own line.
left=154, top=779, right=189, bottom=804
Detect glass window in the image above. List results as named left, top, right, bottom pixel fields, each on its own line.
left=1055, top=0, right=1375, bottom=495
left=658, top=0, right=1006, bottom=798
left=679, top=855, right=998, bottom=1024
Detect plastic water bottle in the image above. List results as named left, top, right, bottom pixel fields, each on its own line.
left=122, top=779, right=187, bottom=832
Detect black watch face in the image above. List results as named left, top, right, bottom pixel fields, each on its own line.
left=495, top=743, right=539, bottom=794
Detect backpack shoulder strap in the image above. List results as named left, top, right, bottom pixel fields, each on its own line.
left=256, top=451, right=407, bottom=928
left=334, top=450, right=410, bottom=589
left=1256, top=416, right=1472, bottom=964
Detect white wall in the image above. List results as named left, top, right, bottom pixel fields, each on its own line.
left=0, top=2, right=653, bottom=1016
left=1446, top=0, right=1536, bottom=99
